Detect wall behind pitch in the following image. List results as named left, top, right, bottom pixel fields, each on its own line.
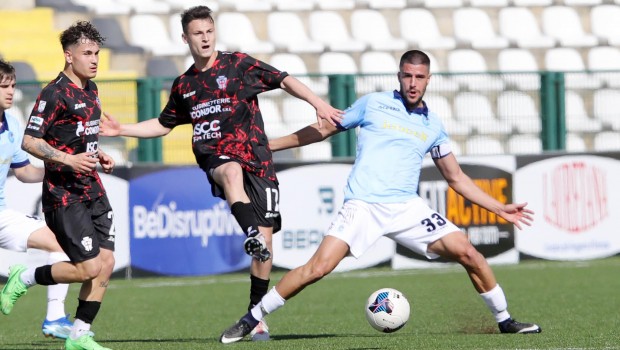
left=1, top=172, right=130, bottom=276
left=515, top=152, right=620, bottom=260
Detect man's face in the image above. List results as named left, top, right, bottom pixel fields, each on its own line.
left=397, top=63, right=431, bottom=110
left=65, top=38, right=100, bottom=80
left=183, top=19, right=217, bottom=60
left=0, top=75, right=16, bottom=110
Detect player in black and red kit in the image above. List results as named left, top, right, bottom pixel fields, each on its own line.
left=0, top=21, right=115, bottom=350
left=100, top=6, right=342, bottom=341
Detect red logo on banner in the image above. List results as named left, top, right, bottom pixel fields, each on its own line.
left=543, top=161, right=608, bottom=233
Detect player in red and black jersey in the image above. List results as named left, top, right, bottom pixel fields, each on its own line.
left=100, top=5, right=342, bottom=341
left=2, top=21, right=115, bottom=350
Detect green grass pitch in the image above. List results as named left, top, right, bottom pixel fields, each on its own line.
left=1, top=256, right=618, bottom=349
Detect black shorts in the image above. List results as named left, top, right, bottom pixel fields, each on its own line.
left=202, top=157, right=282, bottom=233
left=45, top=195, right=115, bottom=263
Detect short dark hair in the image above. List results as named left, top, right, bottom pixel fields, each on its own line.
left=399, top=50, right=431, bottom=70
left=0, top=58, right=16, bottom=82
left=181, top=6, right=214, bottom=34
left=60, top=21, right=105, bottom=50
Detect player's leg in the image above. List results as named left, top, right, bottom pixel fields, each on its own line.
left=220, top=236, right=349, bottom=344
left=210, top=162, right=268, bottom=260
left=428, top=232, right=541, bottom=334
left=243, top=174, right=280, bottom=340
left=26, top=224, right=74, bottom=338
left=248, top=226, right=273, bottom=341
left=0, top=210, right=69, bottom=325
left=66, top=196, right=115, bottom=350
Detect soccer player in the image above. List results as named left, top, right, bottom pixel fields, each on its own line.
left=219, top=50, right=542, bottom=343
left=0, top=22, right=116, bottom=350
left=0, top=59, right=77, bottom=339
left=99, top=6, right=342, bottom=341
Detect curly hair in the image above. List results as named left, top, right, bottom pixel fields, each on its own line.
left=0, top=58, right=16, bottom=82
left=181, top=6, right=214, bottom=34
left=60, top=21, right=106, bottom=50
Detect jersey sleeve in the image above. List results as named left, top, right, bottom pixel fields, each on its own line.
left=24, top=88, right=64, bottom=138
left=429, top=121, right=452, bottom=159
left=238, top=53, right=289, bottom=98
left=339, top=94, right=371, bottom=130
left=159, top=77, right=191, bottom=128
left=9, top=115, right=30, bottom=168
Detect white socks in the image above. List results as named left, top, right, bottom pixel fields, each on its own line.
left=250, top=287, right=286, bottom=321
left=479, top=284, right=511, bottom=323
left=46, top=252, right=70, bottom=321
left=20, top=267, right=37, bottom=287
left=70, top=319, right=92, bottom=340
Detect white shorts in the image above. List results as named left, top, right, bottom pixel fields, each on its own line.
left=326, top=197, right=460, bottom=259
left=0, top=209, right=46, bottom=252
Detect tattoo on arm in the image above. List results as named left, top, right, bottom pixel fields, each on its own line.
left=99, top=281, right=109, bottom=288
left=24, top=136, right=67, bottom=164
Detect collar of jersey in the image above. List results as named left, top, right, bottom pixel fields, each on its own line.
left=393, top=90, right=428, bottom=116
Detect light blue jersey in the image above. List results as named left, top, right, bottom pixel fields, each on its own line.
left=339, top=91, right=450, bottom=203
left=0, top=112, right=30, bottom=210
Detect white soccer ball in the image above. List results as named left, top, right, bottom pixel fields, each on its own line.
left=365, top=288, right=410, bottom=333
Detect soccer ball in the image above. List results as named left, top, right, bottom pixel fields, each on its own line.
left=365, top=288, right=410, bottom=333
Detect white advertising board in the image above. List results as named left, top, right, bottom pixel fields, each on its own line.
left=1, top=173, right=130, bottom=276
left=273, top=163, right=395, bottom=272
left=515, top=155, right=620, bottom=260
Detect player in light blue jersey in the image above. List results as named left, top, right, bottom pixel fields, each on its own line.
left=220, top=50, right=541, bottom=343
left=0, top=59, right=76, bottom=339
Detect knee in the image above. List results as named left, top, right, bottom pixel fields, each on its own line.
left=77, top=263, right=102, bottom=282
left=219, top=163, right=243, bottom=185
left=455, top=245, right=485, bottom=268
left=304, top=261, right=333, bottom=283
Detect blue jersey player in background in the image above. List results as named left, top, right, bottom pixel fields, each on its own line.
left=0, top=58, right=77, bottom=340
left=220, top=50, right=541, bottom=343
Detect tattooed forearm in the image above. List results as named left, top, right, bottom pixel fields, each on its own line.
left=22, top=135, right=67, bottom=165
left=37, top=142, right=63, bottom=161
left=99, top=280, right=109, bottom=288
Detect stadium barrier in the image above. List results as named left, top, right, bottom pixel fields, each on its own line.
left=3, top=151, right=619, bottom=278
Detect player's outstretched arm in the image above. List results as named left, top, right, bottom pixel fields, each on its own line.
left=270, top=122, right=340, bottom=152
left=100, top=112, right=172, bottom=138
left=12, top=164, right=44, bottom=183
left=433, top=153, right=534, bottom=230
left=22, top=134, right=98, bottom=174
left=280, top=76, right=343, bottom=127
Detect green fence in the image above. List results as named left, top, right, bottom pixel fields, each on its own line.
left=12, top=71, right=619, bottom=165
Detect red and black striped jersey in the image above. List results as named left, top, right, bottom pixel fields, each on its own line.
left=24, top=72, right=105, bottom=212
left=159, top=51, right=289, bottom=181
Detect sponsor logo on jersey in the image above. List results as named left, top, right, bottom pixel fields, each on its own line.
left=74, top=102, right=86, bottom=110
left=192, top=119, right=221, bottom=141
left=183, top=90, right=196, bottom=99
left=216, top=75, right=228, bottom=90
left=37, top=101, right=46, bottom=112
left=27, top=116, right=44, bottom=130
left=76, top=120, right=100, bottom=136
left=190, top=98, right=230, bottom=119
left=378, top=103, right=399, bottom=112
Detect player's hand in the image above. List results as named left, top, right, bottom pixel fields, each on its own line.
left=98, top=150, right=115, bottom=174
left=499, top=202, right=534, bottom=230
left=66, top=152, right=99, bottom=174
left=100, top=112, right=121, bottom=137
left=315, top=100, right=343, bottom=128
